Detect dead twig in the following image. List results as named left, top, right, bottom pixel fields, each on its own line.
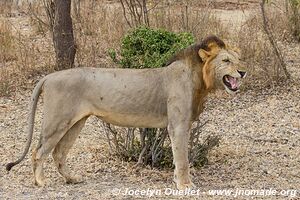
left=119, top=0, right=150, bottom=28
left=28, top=4, right=49, bottom=28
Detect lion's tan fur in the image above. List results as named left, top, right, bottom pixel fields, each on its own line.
left=7, top=36, right=246, bottom=190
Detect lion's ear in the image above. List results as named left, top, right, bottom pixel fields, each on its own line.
left=198, top=49, right=211, bottom=62
left=198, top=42, right=219, bottom=62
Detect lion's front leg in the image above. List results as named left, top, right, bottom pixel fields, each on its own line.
left=168, top=120, right=194, bottom=190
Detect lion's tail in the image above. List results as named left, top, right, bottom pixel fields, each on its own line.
left=6, top=77, right=46, bottom=171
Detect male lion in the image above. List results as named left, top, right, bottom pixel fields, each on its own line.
left=6, top=35, right=246, bottom=189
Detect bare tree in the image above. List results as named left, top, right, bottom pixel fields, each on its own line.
left=51, top=0, right=76, bottom=70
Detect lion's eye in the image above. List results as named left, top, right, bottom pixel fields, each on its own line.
left=223, top=58, right=230, bottom=63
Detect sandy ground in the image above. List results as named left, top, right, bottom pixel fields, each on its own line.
left=1, top=77, right=300, bottom=200
left=1, top=0, right=300, bottom=199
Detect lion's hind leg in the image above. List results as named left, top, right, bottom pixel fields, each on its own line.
left=32, top=118, right=79, bottom=186
left=52, top=117, right=87, bottom=184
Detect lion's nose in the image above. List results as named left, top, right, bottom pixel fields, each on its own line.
left=238, top=70, right=246, bottom=78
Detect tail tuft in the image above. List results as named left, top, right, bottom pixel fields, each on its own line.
left=6, top=162, right=15, bottom=171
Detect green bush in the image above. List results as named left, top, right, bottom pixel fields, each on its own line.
left=114, top=26, right=194, bottom=69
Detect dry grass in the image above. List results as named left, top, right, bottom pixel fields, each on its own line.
left=237, top=14, right=276, bottom=81
left=0, top=18, right=16, bottom=63
left=0, top=14, right=55, bottom=97
left=236, top=4, right=295, bottom=84
left=0, top=0, right=297, bottom=96
left=0, top=17, right=17, bottom=96
left=73, top=1, right=128, bottom=67
left=0, top=1, right=12, bottom=15
left=148, top=3, right=229, bottom=40
left=286, top=0, right=300, bottom=41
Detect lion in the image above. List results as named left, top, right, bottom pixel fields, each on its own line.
left=6, top=35, right=246, bottom=190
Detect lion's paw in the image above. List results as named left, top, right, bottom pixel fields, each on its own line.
left=34, top=178, right=47, bottom=187
left=176, top=181, right=195, bottom=190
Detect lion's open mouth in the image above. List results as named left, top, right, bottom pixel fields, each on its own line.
left=223, top=75, right=239, bottom=92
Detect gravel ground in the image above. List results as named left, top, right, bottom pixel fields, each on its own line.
left=1, top=76, right=299, bottom=199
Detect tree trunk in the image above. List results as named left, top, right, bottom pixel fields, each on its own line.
left=53, top=0, right=76, bottom=70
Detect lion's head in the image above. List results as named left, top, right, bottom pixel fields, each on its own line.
left=198, top=36, right=247, bottom=94
left=166, top=35, right=247, bottom=94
